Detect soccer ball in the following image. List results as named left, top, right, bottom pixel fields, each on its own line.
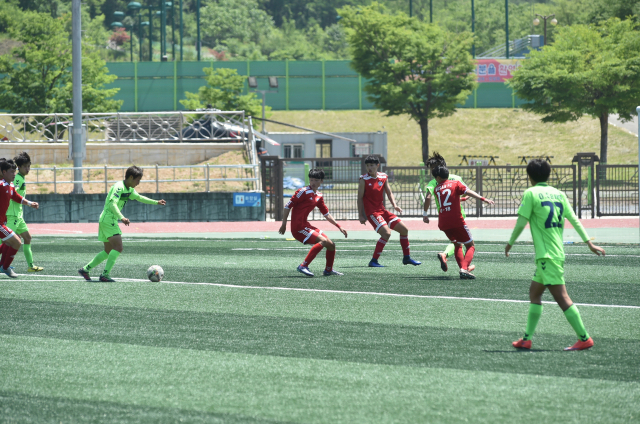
left=147, top=265, right=164, bottom=282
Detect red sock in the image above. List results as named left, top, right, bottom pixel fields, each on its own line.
left=454, top=245, right=465, bottom=269
left=399, top=236, right=410, bottom=256
left=373, top=238, right=387, bottom=260
left=302, top=243, right=323, bottom=266
left=1, top=246, right=18, bottom=269
left=325, top=249, right=335, bottom=271
left=462, top=245, right=475, bottom=270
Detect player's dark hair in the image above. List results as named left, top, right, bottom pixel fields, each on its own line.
left=426, top=151, right=446, bottom=169
left=125, top=165, right=144, bottom=180
left=14, top=152, right=31, bottom=167
left=308, top=168, right=325, bottom=180
left=0, top=158, right=17, bottom=172
left=364, top=155, right=380, bottom=165
left=526, top=159, right=551, bottom=183
left=431, top=165, right=449, bottom=180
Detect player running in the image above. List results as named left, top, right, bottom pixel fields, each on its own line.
left=6, top=152, right=43, bottom=272
left=78, top=166, right=166, bottom=282
left=422, top=152, right=473, bottom=273
left=0, top=158, right=39, bottom=278
left=430, top=165, right=494, bottom=279
left=358, top=155, right=421, bottom=267
left=278, top=168, right=347, bottom=277
left=506, top=159, right=605, bottom=351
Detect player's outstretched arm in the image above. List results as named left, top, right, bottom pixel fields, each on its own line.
left=21, top=198, right=39, bottom=210
left=325, top=213, right=347, bottom=238
left=157, top=199, right=166, bottom=206
left=278, top=208, right=291, bottom=235
left=422, top=193, right=432, bottom=223
left=384, top=180, right=402, bottom=214
left=357, top=179, right=367, bottom=225
left=465, top=188, right=495, bottom=205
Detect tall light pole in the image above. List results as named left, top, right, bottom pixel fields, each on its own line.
left=140, top=20, right=149, bottom=60
left=505, top=0, right=509, bottom=59
left=161, top=0, right=166, bottom=58
left=179, top=0, right=183, bottom=60
left=197, top=0, right=201, bottom=61
left=471, top=0, right=475, bottom=58
left=533, top=14, right=557, bottom=46
left=72, top=0, right=84, bottom=193
left=248, top=77, right=278, bottom=133
left=127, top=2, right=142, bottom=61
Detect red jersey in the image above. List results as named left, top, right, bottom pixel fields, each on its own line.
left=360, top=172, right=388, bottom=214
left=434, top=179, right=468, bottom=230
left=285, top=186, right=329, bottom=230
left=0, top=179, right=24, bottom=224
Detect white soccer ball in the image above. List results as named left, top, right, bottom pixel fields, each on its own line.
left=147, top=265, right=164, bottom=282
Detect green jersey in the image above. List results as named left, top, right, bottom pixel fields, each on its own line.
left=7, top=173, right=26, bottom=218
left=100, top=180, right=158, bottom=223
left=426, top=174, right=465, bottom=217
left=516, top=183, right=589, bottom=261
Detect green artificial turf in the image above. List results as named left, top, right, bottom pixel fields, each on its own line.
left=1, top=238, right=639, bottom=423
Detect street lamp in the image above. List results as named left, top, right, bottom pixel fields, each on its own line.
left=140, top=21, right=149, bottom=61
left=127, top=2, right=142, bottom=62
left=533, top=14, right=557, bottom=46
left=248, top=77, right=279, bottom=133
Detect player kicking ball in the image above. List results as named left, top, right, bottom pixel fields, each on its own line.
left=358, top=155, right=421, bottom=267
left=506, top=159, right=605, bottom=351
left=278, top=168, right=347, bottom=277
left=0, top=158, right=39, bottom=278
left=430, top=165, right=494, bottom=279
left=79, top=166, right=166, bottom=282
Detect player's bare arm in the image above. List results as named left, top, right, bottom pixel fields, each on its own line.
left=325, top=213, right=347, bottom=238
left=278, top=208, right=291, bottom=235
left=423, top=193, right=432, bottom=223
left=383, top=182, right=402, bottom=214
left=22, top=199, right=38, bottom=210
left=121, top=217, right=130, bottom=226
left=158, top=199, right=167, bottom=206
left=464, top=188, right=495, bottom=205
left=357, top=179, right=367, bottom=225
left=587, top=240, right=605, bottom=256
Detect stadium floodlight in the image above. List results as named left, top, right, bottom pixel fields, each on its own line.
left=268, top=77, right=278, bottom=88
left=247, top=77, right=279, bottom=132
left=247, top=77, right=258, bottom=88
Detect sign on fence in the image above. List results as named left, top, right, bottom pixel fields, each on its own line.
left=233, top=192, right=261, bottom=207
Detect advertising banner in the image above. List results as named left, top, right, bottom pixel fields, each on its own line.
left=475, top=59, right=523, bottom=83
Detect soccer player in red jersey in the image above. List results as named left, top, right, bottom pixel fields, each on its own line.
left=358, top=155, right=421, bottom=267
left=0, top=159, right=39, bottom=278
left=278, top=168, right=347, bottom=277
left=431, top=165, right=494, bottom=279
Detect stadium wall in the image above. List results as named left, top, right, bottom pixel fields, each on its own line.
left=22, top=192, right=265, bottom=222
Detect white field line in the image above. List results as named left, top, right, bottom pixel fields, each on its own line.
left=15, top=274, right=640, bottom=309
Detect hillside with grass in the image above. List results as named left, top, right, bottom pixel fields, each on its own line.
left=267, top=109, right=638, bottom=166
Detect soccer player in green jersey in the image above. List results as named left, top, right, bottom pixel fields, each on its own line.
left=78, top=166, right=166, bottom=282
left=422, top=152, right=474, bottom=273
left=6, top=152, right=43, bottom=272
left=506, top=159, right=605, bottom=351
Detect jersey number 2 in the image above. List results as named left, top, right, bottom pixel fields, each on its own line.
left=437, top=189, right=452, bottom=208
left=542, top=201, right=564, bottom=229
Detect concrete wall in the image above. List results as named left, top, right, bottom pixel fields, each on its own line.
left=22, top=192, right=265, bottom=223
left=0, top=142, right=244, bottom=166
left=265, top=132, right=387, bottom=160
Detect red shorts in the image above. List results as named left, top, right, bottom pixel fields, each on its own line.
left=292, top=225, right=323, bottom=245
left=367, top=210, right=400, bottom=232
left=442, top=225, right=473, bottom=244
left=0, top=223, right=15, bottom=242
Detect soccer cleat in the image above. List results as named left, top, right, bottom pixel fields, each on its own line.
left=297, top=265, right=314, bottom=277
left=402, top=256, right=422, bottom=266
left=78, top=268, right=91, bottom=281
left=99, top=274, right=116, bottom=283
left=323, top=269, right=344, bottom=276
left=564, top=337, right=594, bottom=351
left=28, top=265, right=44, bottom=272
left=459, top=269, right=476, bottom=279
left=468, top=264, right=476, bottom=272
left=368, top=259, right=385, bottom=267
left=437, top=253, right=448, bottom=272
left=0, top=266, right=18, bottom=278
left=512, top=338, right=532, bottom=349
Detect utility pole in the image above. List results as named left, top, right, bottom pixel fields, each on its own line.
left=72, top=0, right=84, bottom=193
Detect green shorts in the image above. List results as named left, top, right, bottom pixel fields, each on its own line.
left=98, top=219, right=121, bottom=243
left=6, top=216, right=28, bottom=235
left=532, top=258, right=565, bottom=286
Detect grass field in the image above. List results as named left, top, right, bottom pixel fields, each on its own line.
left=1, top=237, right=639, bottom=423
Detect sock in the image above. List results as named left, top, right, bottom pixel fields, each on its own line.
left=1, top=246, right=18, bottom=269
left=563, top=305, right=590, bottom=341
left=523, top=303, right=543, bottom=341
left=23, top=244, right=34, bottom=267
left=399, top=236, right=410, bottom=256
left=462, top=245, right=475, bottom=270
left=84, top=250, right=109, bottom=271
left=443, top=243, right=456, bottom=258
left=325, top=249, right=335, bottom=271
left=302, top=243, right=323, bottom=266
left=103, top=250, right=121, bottom=275
left=373, top=238, right=387, bottom=260
left=454, top=245, right=465, bottom=269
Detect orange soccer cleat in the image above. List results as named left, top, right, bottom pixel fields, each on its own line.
left=564, top=337, right=594, bottom=351
left=512, top=338, right=532, bottom=349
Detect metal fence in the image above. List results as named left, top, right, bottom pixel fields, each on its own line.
left=596, top=165, right=639, bottom=216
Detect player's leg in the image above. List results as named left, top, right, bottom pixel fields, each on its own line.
left=513, top=281, right=545, bottom=349
left=370, top=224, right=391, bottom=267
left=392, top=221, right=421, bottom=266
left=546, top=275, right=593, bottom=351
left=295, top=227, right=323, bottom=277
left=100, top=235, right=124, bottom=282
left=18, top=229, right=42, bottom=272
left=458, top=227, right=475, bottom=279
left=79, top=221, right=119, bottom=281
left=0, top=229, right=22, bottom=278
left=316, top=233, right=343, bottom=276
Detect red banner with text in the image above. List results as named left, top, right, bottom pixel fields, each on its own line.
left=474, top=59, right=523, bottom=83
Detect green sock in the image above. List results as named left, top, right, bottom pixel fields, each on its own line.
left=443, top=243, right=456, bottom=258
left=564, top=305, right=590, bottom=341
left=523, top=303, right=543, bottom=341
left=84, top=251, right=109, bottom=271
left=103, top=250, right=121, bottom=275
left=23, top=244, right=33, bottom=267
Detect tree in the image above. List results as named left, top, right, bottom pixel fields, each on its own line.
left=509, top=19, right=640, bottom=164
left=0, top=11, right=121, bottom=115
left=339, top=3, right=476, bottom=163
left=179, top=67, right=265, bottom=121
